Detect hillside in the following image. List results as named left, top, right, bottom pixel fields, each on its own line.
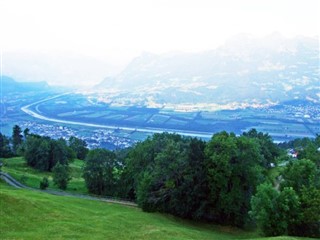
left=96, top=34, right=319, bottom=108
left=1, top=157, right=86, bottom=194
left=1, top=75, right=50, bottom=94
left=0, top=181, right=311, bottom=240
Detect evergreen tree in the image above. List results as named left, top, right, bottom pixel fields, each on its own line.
left=12, top=125, right=23, bottom=154
left=23, top=128, right=30, bottom=140
left=0, top=133, right=13, bottom=157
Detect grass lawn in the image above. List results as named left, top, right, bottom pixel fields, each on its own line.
left=0, top=181, right=311, bottom=240
left=1, top=157, right=87, bottom=194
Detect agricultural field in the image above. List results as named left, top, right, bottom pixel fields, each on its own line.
left=1, top=91, right=319, bottom=150
left=29, top=93, right=318, bottom=142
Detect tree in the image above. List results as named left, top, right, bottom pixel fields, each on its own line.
left=68, top=136, right=88, bottom=160
left=205, top=132, right=264, bottom=227
left=298, top=142, right=320, bottom=167
left=123, top=133, right=178, bottom=201
left=24, top=135, right=50, bottom=171
left=12, top=125, right=23, bottom=154
left=23, top=128, right=30, bottom=140
left=250, top=183, right=300, bottom=236
left=123, top=137, right=156, bottom=200
left=48, top=138, right=70, bottom=170
left=83, top=149, right=118, bottom=195
left=243, top=129, right=280, bottom=168
left=291, top=187, right=320, bottom=237
left=170, top=138, right=209, bottom=219
left=0, top=133, right=13, bottom=157
left=52, top=163, right=71, bottom=190
left=24, top=136, right=72, bottom=171
left=111, top=148, right=130, bottom=198
left=128, top=132, right=266, bottom=226
left=39, top=177, right=49, bottom=190
left=280, top=159, right=319, bottom=194
left=136, top=137, right=188, bottom=213
left=136, top=171, right=155, bottom=211
left=125, top=133, right=208, bottom=217
left=280, top=159, right=320, bottom=237
left=251, top=160, right=319, bottom=238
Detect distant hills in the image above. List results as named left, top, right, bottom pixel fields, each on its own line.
left=1, top=76, right=50, bottom=93
left=96, top=33, right=319, bottom=108
left=2, top=52, right=120, bottom=87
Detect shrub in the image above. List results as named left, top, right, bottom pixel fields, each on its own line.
left=40, top=177, right=49, bottom=190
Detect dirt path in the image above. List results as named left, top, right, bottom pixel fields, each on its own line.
left=0, top=172, right=137, bottom=207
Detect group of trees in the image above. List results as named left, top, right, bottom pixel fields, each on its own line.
left=0, top=125, right=25, bottom=157
left=82, top=131, right=318, bottom=237
left=22, top=134, right=88, bottom=189
left=83, top=149, right=119, bottom=195
left=0, top=125, right=89, bottom=190
left=0, top=125, right=89, bottom=161
left=279, top=136, right=320, bottom=167
left=251, top=158, right=319, bottom=237
left=24, top=135, right=72, bottom=171
left=1, top=125, right=319, bottom=237
left=119, top=131, right=280, bottom=227
left=251, top=136, right=320, bottom=237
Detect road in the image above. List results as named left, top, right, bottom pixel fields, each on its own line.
left=0, top=172, right=137, bottom=207
left=21, top=93, right=213, bottom=138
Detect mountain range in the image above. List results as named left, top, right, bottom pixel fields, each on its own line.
left=96, top=33, right=319, bottom=109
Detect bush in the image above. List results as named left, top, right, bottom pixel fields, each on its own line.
left=40, top=177, right=49, bottom=190
left=52, top=163, right=71, bottom=190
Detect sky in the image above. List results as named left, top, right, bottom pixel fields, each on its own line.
left=0, top=0, right=319, bottom=86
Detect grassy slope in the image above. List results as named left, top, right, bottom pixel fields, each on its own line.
left=1, top=157, right=87, bottom=194
left=0, top=181, right=310, bottom=240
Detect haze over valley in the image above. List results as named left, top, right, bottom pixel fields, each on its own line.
left=1, top=33, right=319, bottom=149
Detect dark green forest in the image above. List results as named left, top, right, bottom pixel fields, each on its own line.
left=1, top=126, right=319, bottom=237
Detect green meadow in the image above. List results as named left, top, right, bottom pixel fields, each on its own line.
left=0, top=181, right=311, bottom=240
left=1, top=157, right=87, bottom=194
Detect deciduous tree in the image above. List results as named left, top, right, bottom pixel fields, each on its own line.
left=52, top=163, right=71, bottom=190
left=68, top=136, right=88, bottom=160
left=83, top=149, right=118, bottom=195
left=250, top=183, right=300, bottom=236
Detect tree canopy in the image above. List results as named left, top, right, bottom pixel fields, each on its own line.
left=24, top=135, right=73, bottom=171
left=83, top=148, right=118, bottom=196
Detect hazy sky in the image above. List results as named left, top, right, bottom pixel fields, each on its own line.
left=0, top=0, right=319, bottom=86
left=1, top=0, right=319, bottom=63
